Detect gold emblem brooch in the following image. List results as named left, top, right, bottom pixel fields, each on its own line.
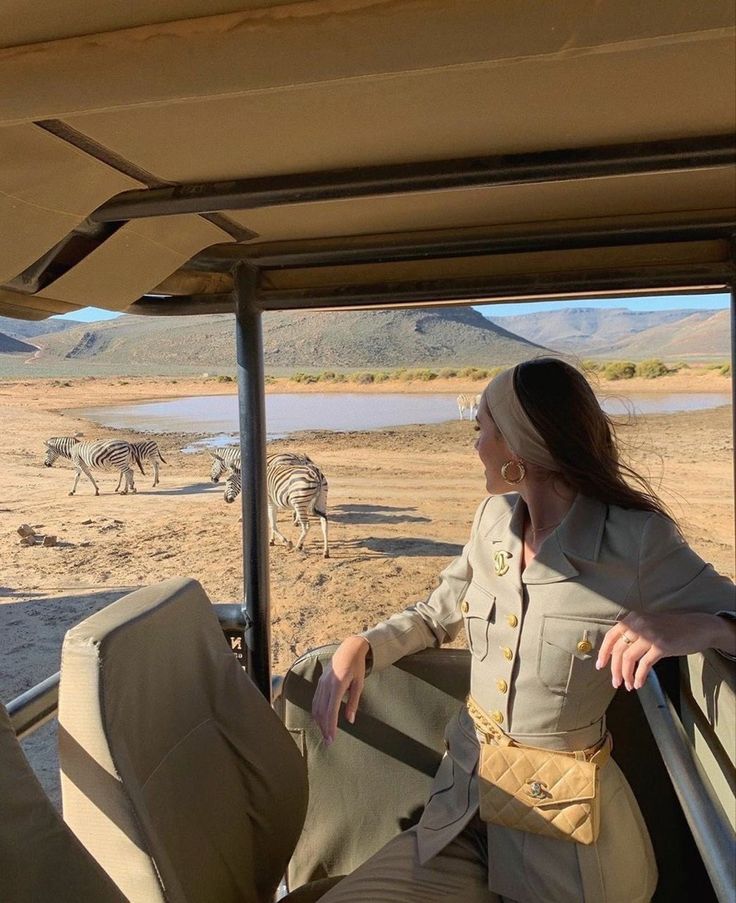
left=493, top=550, right=512, bottom=576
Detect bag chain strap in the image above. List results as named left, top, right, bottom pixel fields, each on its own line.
left=466, top=695, right=610, bottom=763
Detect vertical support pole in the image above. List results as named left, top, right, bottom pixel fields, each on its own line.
left=234, top=263, right=272, bottom=699
left=731, top=285, right=735, bottom=528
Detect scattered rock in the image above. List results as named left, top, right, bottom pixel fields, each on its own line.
left=18, top=525, right=60, bottom=547
left=81, top=518, right=94, bottom=525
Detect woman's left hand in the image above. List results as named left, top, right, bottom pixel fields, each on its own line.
left=596, top=612, right=729, bottom=691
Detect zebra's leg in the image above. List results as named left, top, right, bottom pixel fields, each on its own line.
left=268, top=502, right=292, bottom=548
left=73, top=461, right=99, bottom=496
left=319, top=514, right=329, bottom=559
left=152, top=460, right=159, bottom=487
left=119, top=466, right=135, bottom=494
left=294, top=510, right=310, bottom=551
left=69, top=468, right=82, bottom=495
left=114, top=471, right=124, bottom=492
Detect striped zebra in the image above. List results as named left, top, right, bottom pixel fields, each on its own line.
left=210, top=446, right=240, bottom=483
left=115, top=440, right=167, bottom=490
left=457, top=393, right=481, bottom=420
left=224, top=452, right=329, bottom=558
left=44, top=437, right=141, bottom=495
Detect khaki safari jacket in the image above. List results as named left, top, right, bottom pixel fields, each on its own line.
left=360, top=492, right=735, bottom=903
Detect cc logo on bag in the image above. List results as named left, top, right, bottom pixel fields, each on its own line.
left=527, top=781, right=549, bottom=799
left=493, top=550, right=512, bottom=576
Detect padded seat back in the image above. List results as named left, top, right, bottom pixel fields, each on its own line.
left=279, top=646, right=470, bottom=889
left=0, top=702, right=124, bottom=903
left=59, top=577, right=308, bottom=903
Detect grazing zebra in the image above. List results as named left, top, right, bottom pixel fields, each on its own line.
left=224, top=452, right=329, bottom=558
left=210, top=446, right=241, bottom=483
left=44, top=437, right=140, bottom=496
left=115, top=440, right=167, bottom=490
left=457, top=393, right=482, bottom=420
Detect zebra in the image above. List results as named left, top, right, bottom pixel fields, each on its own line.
left=115, top=440, right=167, bottom=490
left=457, top=393, right=482, bottom=420
left=224, top=452, right=329, bottom=558
left=44, top=437, right=141, bottom=495
left=210, top=446, right=240, bottom=483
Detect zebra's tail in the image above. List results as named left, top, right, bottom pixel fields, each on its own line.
left=135, top=455, right=146, bottom=476
left=157, top=450, right=168, bottom=464
left=312, top=476, right=328, bottom=520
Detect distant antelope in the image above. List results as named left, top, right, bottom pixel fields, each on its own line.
left=224, top=452, right=329, bottom=558
left=44, top=437, right=141, bottom=495
left=116, top=440, right=167, bottom=490
left=457, top=393, right=481, bottom=420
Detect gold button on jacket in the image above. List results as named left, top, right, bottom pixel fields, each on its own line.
left=506, top=613, right=518, bottom=628
left=496, top=679, right=508, bottom=693
left=360, top=492, right=734, bottom=902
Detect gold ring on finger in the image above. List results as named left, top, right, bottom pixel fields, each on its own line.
left=621, top=633, right=635, bottom=645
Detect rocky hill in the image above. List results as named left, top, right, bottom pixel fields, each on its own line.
left=0, top=331, right=36, bottom=354
left=488, top=307, right=729, bottom=360
left=13, top=307, right=546, bottom=374
left=0, top=316, right=82, bottom=341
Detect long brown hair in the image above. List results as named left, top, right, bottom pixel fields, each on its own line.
left=513, top=358, right=673, bottom=520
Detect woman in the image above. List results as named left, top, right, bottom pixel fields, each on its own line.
left=312, top=358, right=734, bottom=903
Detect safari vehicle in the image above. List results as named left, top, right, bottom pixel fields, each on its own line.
left=1, top=2, right=734, bottom=901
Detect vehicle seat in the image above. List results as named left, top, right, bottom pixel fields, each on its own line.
left=0, top=701, right=124, bottom=902
left=58, top=577, right=340, bottom=903
left=278, top=645, right=471, bottom=890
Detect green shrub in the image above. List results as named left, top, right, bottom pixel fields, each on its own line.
left=719, top=363, right=731, bottom=376
left=216, top=374, right=235, bottom=383
left=374, top=371, right=392, bottom=382
left=438, top=367, right=458, bottom=378
left=602, top=361, right=636, bottom=380
left=292, top=372, right=319, bottom=384
left=415, top=369, right=438, bottom=381
left=318, top=371, right=337, bottom=382
left=635, top=359, right=668, bottom=379
left=581, top=359, right=600, bottom=374
left=352, top=371, right=375, bottom=384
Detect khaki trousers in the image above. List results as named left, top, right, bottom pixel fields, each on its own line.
left=318, top=814, right=512, bottom=903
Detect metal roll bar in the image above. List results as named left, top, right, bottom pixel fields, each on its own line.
left=639, top=671, right=735, bottom=903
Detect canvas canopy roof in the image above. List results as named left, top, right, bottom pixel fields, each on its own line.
left=1, top=0, right=734, bottom=320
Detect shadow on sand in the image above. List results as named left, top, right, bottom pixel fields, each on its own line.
left=347, top=537, right=463, bottom=558
left=330, top=503, right=431, bottom=525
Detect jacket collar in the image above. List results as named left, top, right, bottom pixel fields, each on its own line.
left=483, top=492, right=607, bottom=585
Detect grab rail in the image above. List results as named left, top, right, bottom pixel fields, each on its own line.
left=7, top=672, right=60, bottom=740
left=639, top=670, right=735, bottom=903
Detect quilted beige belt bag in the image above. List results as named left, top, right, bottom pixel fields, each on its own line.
left=467, top=695, right=611, bottom=845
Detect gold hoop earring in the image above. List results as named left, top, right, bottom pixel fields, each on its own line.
left=501, top=460, right=526, bottom=484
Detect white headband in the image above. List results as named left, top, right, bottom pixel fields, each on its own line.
left=483, top=367, right=557, bottom=469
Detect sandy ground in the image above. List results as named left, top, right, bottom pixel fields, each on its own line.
left=0, top=371, right=733, bottom=805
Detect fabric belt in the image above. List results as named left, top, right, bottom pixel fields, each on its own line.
left=466, top=695, right=611, bottom=767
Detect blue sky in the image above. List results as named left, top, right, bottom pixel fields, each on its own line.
left=54, top=291, right=730, bottom=323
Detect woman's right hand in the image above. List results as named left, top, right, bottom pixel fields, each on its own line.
left=311, top=635, right=371, bottom=745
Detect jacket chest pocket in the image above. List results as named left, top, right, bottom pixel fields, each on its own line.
left=460, top=582, right=496, bottom=661
left=537, top=615, right=618, bottom=695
